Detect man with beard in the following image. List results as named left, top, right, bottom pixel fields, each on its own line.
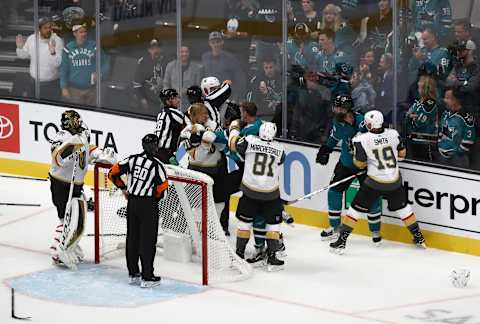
left=16, top=17, right=64, bottom=100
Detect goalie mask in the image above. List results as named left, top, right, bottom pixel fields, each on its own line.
left=332, top=95, right=354, bottom=122
left=259, top=122, right=277, bottom=141
left=142, top=133, right=159, bottom=156
left=61, top=110, right=84, bottom=135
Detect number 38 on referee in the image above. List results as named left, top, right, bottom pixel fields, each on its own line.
left=108, top=133, right=168, bottom=288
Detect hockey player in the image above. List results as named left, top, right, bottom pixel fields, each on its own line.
left=330, top=110, right=426, bottom=253
left=179, top=103, right=226, bottom=216
left=49, top=110, right=115, bottom=269
left=155, top=88, right=185, bottom=163
left=316, top=95, right=383, bottom=245
left=230, top=122, right=286, bottom=270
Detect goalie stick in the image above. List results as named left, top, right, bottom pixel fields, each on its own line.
left=0, top=203, right=41, bottom=207
left=286, top=171, right=365, bottom=205
left=11, top=288, right=31, bottom=321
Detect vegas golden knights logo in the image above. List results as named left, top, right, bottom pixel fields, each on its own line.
left=79, top=151, right=86, bottom=170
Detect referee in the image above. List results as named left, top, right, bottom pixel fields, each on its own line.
left=108, top=134, right=168, bottom=288
left=155, top=88, right=185, bottom=163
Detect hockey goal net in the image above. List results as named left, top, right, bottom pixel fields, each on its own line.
left=93, top=162, right=251, bottom=285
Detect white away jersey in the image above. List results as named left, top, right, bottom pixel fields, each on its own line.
left=49, top=130, right=98, bottom=184
left=352, top=128, right=406, bottom=184
left=237, top=135, right=285, bottom=200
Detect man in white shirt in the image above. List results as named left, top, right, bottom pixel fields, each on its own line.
left=16, top=17, right=64, bottom=100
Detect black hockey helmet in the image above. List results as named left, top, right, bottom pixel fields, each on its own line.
left=332, top=95, right=354, bottom=122
left=224, top=100, right=241, bottom=126
left=61, top=110, right=84, bottom=135
left=335, top=62, right=353, bottom=78
left=159, top=88, right=179, bottom=105
left=186, top=85, right=203, bottom=104
left=142, top=133, right=159, bottom=155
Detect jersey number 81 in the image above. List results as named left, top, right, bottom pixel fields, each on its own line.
left=253, top=153, right=275, bottom=177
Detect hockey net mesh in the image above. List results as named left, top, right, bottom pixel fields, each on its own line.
left=94, top=163, right=252, bottom=284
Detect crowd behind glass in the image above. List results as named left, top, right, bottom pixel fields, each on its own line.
left=4, top=0, right=480, bottom=170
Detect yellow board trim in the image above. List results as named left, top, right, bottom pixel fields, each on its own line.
left=230, top=196, right=480, bottom=256
left=3, top=157, right=480, bottom=256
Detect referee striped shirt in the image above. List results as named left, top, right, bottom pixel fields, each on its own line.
left=108, top=153, right=168, bottom=198
left=155, top=107, right=184, bottom=151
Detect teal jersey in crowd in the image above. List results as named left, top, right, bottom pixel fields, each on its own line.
left=287, top=39, right=319, bottom=67
left=326, top=112, right=366, bottom=169
left=315, top=49, right=353, bottom=74
left=438, top=110, right=476, bottom=156
left=414, top=0, right=452, bottom=39
left=406, top=99, right=438, bottom=144
left=333, top=24, right=356, bottom=54
left=60, top=40, right=109, bottom=89
left=408, top=46, right=450, bottom=83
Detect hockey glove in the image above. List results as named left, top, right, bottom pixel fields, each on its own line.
left=316, top=145, right=333, bottom=165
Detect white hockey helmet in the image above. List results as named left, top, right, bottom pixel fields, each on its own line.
left=200, top=76, right=220, bottom=96
left=259, top=122, right=277, bottom=141
left=364, top=110, right=384, bottom=130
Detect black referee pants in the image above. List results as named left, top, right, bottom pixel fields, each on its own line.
left=126, top=196, right=159, bottom=279
left=49, top=175, right=83, bottom=220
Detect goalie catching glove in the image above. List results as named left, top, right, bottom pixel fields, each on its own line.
left=316, top=145, right=333, bottom=165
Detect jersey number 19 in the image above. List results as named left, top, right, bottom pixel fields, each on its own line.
left=372, top=146, right=397, bottom=170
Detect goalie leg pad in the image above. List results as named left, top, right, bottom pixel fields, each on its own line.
left=58, top=197, right=87, bottom=256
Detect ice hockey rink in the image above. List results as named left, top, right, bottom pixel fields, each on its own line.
left=2, top=175, right=480, bottom=324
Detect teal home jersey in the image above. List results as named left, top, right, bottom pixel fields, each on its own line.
left=326, top=112, right=366, bottom=169
left=414, top=0, right=452, bottom=38
left=287, top=39, right=319, bottom=67
left=438, top=110, right=476, bottom=155
left=406, top=99, right=438, bottom=143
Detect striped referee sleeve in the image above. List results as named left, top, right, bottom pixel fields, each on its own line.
left=153, top=157, right=168, bottom=199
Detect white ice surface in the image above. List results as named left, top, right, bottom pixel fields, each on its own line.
left=1, top=175, right=480, bottom=324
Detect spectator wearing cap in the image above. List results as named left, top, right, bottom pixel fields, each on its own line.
left=15, top=17, right=64, bottom=100
left=408, top=27, right=451, bottom=84
left=60, top=24, right=109, bottom=106
left=287, top=23, right=319, bottom=68
left=163, top=45, right=203, bottom=111
left=133, top=39, right=169, bottom=115
left=201, top=31, right=246, bottom=101
left=291, top=0, right=321, bottom=39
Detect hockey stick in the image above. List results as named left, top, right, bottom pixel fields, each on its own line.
left=286, top=171, right=366, bottom=205
left=0, top=174, right=47, bottom=182
left=0, top=203, right=41, bottom=207
left=11, top=288, right=31, bottom=320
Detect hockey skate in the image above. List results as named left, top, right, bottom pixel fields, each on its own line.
left=372, top=231, right=382, bottom=247
left=141, top=276, right=161, bottom=288
left=266, top=251, right=285, bottom=272
left=247, top=247, right=267, bottom=267
left=129, top=273, right=141, bottom=285
left=329, top=231, right=349, bottom=255
left=73, top=245, right=84, bottom=263
left=320, top=227, right=339, bottom=241
left=413, top=231, right=427, bottom=249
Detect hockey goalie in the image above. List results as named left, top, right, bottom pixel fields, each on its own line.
left=49, top=110, right=116, bottom=270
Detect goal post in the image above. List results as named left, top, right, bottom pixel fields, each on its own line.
left=93, top=162, right=251, bottom=285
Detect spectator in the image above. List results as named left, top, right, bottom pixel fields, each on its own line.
left=15, top=17, right=64, bottom=101
left=292, top=0, right=321, bottom=39
left=359, top=49, right=378, bottom=87
left=315, top=28, right=354, bottom=74
left=351, top=68, right=376, bottom=112
left=318, top=4, right=356, bottom=54
left=60, top=24, right=109, bottom=106
left=408, top=28, right=450, bottom=84
left=201, top=31, right=246, bottom=101
left=375, top=52, right=393, bottom=124
left=405, top=75, right=438, bottom=161
left=290, top=67, right=330, bottom=143
left=328, top=0, right=378, bottom=32
left=163, top=45, right=203, bottom=111
left=133, top=39, right=168, bottom=114
left=435, top=88, right=476, bottom=169
left=287, top=23, right=319, bottom=67
left=247, top=57, right=282, bottom=121
left=365, top=0, right=393, bottom=61
left=413, top=0, right=452, bottom=43
left=452, top=19, right=479, bottom=49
